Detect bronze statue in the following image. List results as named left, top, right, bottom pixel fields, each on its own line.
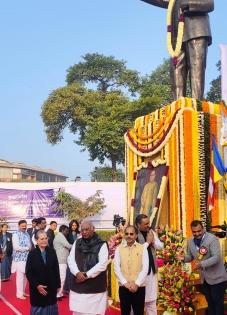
left=141, top=0, right=214, bottom=100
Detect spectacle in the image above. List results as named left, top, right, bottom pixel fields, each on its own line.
left=125, top=232, right=135, bottom=236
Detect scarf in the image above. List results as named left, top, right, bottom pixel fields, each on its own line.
left=138, top=230, right=156, bottom=275
left=76, top=233, right=105, bottom=271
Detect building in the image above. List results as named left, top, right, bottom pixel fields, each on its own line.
left=0, top=159, right=67, bottom=182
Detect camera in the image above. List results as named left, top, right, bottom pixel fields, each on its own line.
left=113, top=214, right=126, bottom=227
left=210, top=225, right=227, bottom=238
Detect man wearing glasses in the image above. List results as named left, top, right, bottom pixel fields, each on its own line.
left=114, top=225, right=149, bottom=315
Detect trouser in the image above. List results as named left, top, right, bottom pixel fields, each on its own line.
left=119, top=286, right=145, bottom=315
left=202, top=280, right=226, bottom=315
left=145, top=300, right=157, bottom=315
left=16, top=269, right=27, bottom=297
left=63, top=265, right=71, bottom=292
left=57, top=263, right=67, bottom=297
left=171, top=38, right=208, bottom=100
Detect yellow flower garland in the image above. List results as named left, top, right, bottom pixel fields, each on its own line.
left=167, top=0, right=184, bottom=58
left=124, top=107, right=194, bottom=158
left=129, top=114, right=172, bottom=145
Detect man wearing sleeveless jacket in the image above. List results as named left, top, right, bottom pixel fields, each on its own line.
left=114, top=225, right=149, bottom=315
left=67, top=220, right=108, bottom=315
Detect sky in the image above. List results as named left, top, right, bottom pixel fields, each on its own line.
left=0, top=0, right=226, bottom=181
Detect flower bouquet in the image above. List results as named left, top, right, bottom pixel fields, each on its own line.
left=156, top=225, right=185, bottom=264
left=107, top=227, right=124, bottom=259
left=158, top=262, right=195, bottom=314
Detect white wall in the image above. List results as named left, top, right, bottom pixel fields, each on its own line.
left=0, top=181, right=126, bottom=231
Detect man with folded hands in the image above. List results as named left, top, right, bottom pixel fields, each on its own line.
left=114, top=225, right=149, bottom=315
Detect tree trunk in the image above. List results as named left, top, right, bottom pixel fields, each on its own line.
left=111, top=158, right=117, bottom=182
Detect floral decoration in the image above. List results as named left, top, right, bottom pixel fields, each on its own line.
left=156, top=225, right=185, bottom=264
left=125, top=97, right=226, bottom=234
left=107, top=228, right=124, bottom=259
left=158, top=262, right=195, bottom=314
left=166, top=0, right=184, bottom=63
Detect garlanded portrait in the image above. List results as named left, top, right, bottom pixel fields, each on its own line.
left=134, top=164, right=168, bottom=226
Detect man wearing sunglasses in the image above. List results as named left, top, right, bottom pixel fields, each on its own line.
left=135, top=214, right=163, bottom=315
left=114, top=225, right=149, bottom=315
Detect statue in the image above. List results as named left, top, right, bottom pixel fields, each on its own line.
left=141, top=0, right=214, bottom=100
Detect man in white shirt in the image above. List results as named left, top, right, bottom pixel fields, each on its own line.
left=114, top=225, right=149, bottom=315
left=67, top=220, right=108, bottom=315
left=12, top=219, right=31, bottom=299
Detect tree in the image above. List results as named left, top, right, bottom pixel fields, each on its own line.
left=206, top=61, right=221, bottom=103
left=41, top=54, right=168, bottom=180
left=140, top=59, right=173, bottom=106
left=55, top=190, right=106, bottom=220
left=66, top=53, right=141, bottom=94
left=41, top=83, right=158, bottom=176
left=90, top=166, right=125, bottom=182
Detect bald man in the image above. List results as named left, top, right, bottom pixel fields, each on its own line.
left=67, top=220, right=109, bottom=315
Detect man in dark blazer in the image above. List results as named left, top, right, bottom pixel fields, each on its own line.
left=27, top=218, right=37, bottom=239
left=180, top=220, right=227, bottom=315
left=46, top=221, right=57, bottom=248
left=141, top=0, right=214, bottom=100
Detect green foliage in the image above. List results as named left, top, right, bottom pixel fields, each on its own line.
left=66, top=53, right=141, bottom=94
left=41, top=79, right=160, bottom=176
left=206, top=61, right=221, bottom=102
left=96, top=229, right=115, bottom=241
left=55, top=190, right=106, bottom=220
left=140, top=59, right=173, bottom=106
left=41, top=54, right=177, bottom=176
left=90, top=166, right=125, bottom=182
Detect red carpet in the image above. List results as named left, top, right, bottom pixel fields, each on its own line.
left=0, top=274, right=71, bottom=315
left=0, top=275, right=117, bottom=315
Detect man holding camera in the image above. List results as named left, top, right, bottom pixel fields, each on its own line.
left=135, top=214, right=163, bottom=315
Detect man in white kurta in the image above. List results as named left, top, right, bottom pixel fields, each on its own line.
left=11, top=219, right=31, bottom=299
left=135, top=214, right=163, bottom=315
left=67, top=220, right=108, bottom=315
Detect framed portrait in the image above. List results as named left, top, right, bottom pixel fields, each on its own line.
left=133, top=164, right=168, bottom=226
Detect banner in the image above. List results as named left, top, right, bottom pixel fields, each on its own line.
left=0, top=188, right=61, bottom=219
left=220, top=44, right=227, bottom=102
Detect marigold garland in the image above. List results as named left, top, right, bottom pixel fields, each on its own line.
left=198, top=113, right=208, bottom=227
left=125, top=97, right=226, bottom=236
left=210, top=115, right=219, bottom=226
left=192, top=110, right=200, bottom=220
left=132, top=114, right=172, bottom=141
left=179, top=114, right=186, bottom=233
left=150, top=174, right=168, bottom=226
left=167, top=0, right=184, bottom=61
left=168, top=128, right=178, bottom=229
left=183, top=109, right=194, bottom=235
left=124, top=108, right=184, bottom=157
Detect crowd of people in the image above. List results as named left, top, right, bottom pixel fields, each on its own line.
left=0, top=217, right=226, bottom=315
